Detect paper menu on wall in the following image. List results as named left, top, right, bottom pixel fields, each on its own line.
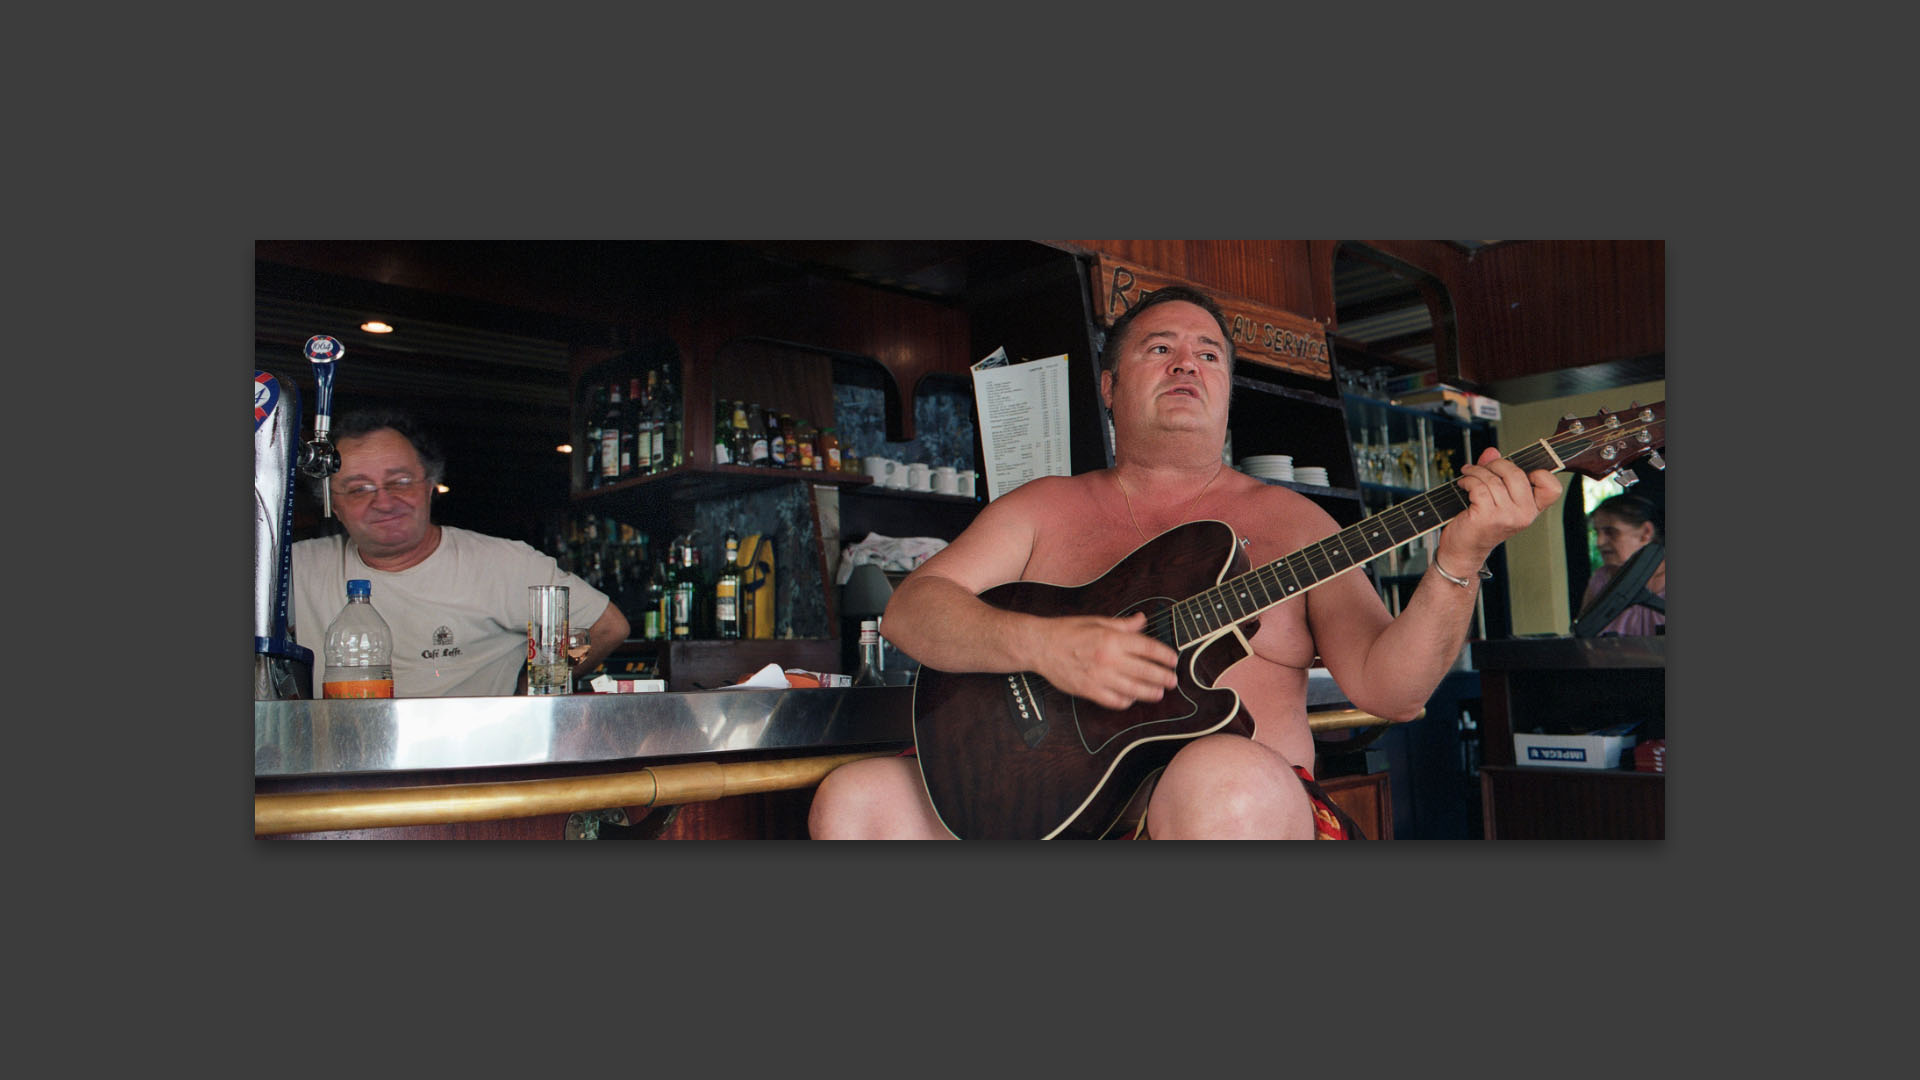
left=971, top=346, right=1072, bottom=502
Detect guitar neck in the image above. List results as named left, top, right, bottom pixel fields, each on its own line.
left=1169, top=439, right=1564, bottom=647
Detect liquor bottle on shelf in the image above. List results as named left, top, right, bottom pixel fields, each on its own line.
left=714, top=399, right=734, bottom=465
left=581, top=382, right=606, bottom=490
left=747, top=404, right=770, bottom=467
left=658, top=365, right=682, bottom=469
left=648, top=553, right=672, bottom=638
left=730, top=400, right=753, bottom=467
left=659, top=546, right=680, bottom=640
left=645, top=369, right=666, bottom=473
left=670, top=535, right=700, bottom=639
left=714, top=530, right=743, bottom=639
left=817, top=427, right=841, bottom=472
left=626, top=375, right=649, bottom=478
left=780, top=414, right=798, bottom=469
left=768, top=409, right=786, bottom=469
left=794, top=420, right=815, bottom=470
left=599, top=381, right=625, bottom=487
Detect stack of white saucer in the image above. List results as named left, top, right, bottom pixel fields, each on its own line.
left=1292, top=466, right=1330, bottom=487
left=1239, top=454, right=1293, bottom=481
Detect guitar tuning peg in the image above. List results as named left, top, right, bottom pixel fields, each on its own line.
left=1615, top=468, right=1639, bottom=488
left=1648, top=451, right=1666, bottom=471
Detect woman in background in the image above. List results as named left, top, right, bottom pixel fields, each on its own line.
left=1577, top=493, right=1665, bottom=636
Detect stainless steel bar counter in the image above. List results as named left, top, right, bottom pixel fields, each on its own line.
left=255, top=670, right=1369, bottom=838
left=256, top=685, right=917, bottom=779
left=254, top=686, right=918, bottom=838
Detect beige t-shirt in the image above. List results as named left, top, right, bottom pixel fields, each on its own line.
left=292, top=526, right=611, bottom=697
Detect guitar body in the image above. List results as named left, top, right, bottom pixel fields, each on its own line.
left=907, top=401, right=1667, bottom=840
left=912, top=521, right=1258, bottom=840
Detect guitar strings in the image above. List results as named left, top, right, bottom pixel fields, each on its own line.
left=1136, top=416, right=1661, bottom=649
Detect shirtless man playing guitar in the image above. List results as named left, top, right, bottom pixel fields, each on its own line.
left=807, top=285, right=1563, bottom=839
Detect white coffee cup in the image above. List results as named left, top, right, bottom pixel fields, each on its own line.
left=958, top=470, right=977, bottom=497
left=864, top=456, right=897, bottom=486
left=907, top=462, right=932, bottom=491
left=934, top=465, right=958, bottom=494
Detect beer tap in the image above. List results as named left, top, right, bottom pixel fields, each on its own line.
left=298, top=334, right=344, bottom=516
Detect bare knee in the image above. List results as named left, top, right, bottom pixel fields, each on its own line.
left=1147, top=737, right=1314, bottom=840
left=808, top=757, right=949, bottom=840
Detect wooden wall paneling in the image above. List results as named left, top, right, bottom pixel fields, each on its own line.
left=1068, top=240, right=1331, bottom=322
left=1459, top=240, right=1665, bottom=385
left=689, top=274, right=974, bottom=443
left=1320, top=772, right=1393, bottom=840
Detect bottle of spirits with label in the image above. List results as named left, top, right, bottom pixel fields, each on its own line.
left=714, top=530, right=743, bottom=639
left=730, top=401, right=753, bottom=467
left=714, top=399, right=734, bottom=465
left=747, top=404, right=770, bottom=467
left=671, top=536, right=699, bottom=639
left=599, top=381, right=625, bottom=487
left=628, top=375, right=651, bottom=477
left=648, top=554, right=670, bottom=641
left=645, top=369, right=666, bottom=473
left=581, top=382, right=605, bottom=489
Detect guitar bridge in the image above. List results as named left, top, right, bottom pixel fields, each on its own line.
left=1004, top=672, right=1049, bottom=748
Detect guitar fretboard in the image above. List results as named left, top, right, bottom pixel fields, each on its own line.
left=1167, top=438, right=1567, bottom=647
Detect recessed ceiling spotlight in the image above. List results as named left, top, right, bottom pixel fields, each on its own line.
left=360, top=320, right=394, bottom=334
left=557, top=444, right=574, bottom=454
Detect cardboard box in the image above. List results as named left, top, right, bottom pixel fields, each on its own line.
left=1392, top=385, right=1502, bottom=424
left=1514, top=731, right=1636, bottom=769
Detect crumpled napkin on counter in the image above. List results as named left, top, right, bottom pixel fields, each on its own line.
left=836, top=533, right=948, bottom=583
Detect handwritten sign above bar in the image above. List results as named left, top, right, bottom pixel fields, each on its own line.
left=1090, top=256, right=1332, bottom=381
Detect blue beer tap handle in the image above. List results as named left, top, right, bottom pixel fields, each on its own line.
left=299, top=335, right=344, bottom=515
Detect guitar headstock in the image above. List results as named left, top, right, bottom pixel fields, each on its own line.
left=1550, top=401, right=1666, bottom=483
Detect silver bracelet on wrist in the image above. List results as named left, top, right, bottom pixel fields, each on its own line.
left=1432, top=559, right=1492, bottom=589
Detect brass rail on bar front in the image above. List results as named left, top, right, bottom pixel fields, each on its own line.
left=1308, top=707, right=1421, bottom=732
left=254, top=750, right=891, bottom=836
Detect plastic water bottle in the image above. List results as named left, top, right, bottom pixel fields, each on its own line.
left=323, top=579, right=394, bottom=698
left=852, top=620, right=885, bottom=687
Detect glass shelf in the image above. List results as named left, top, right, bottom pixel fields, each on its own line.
left=1340, top=392, right=1493, bottom=431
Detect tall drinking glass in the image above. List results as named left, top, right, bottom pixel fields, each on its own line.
left=527, top=585, right=572, bottom=696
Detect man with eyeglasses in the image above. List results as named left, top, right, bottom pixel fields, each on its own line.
left=291, top=408, right=630, bottom=696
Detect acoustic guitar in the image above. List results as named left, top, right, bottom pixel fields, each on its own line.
left=911, top=403, right=1667, bottom=839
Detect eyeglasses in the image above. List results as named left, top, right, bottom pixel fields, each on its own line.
left=332, top=475, right=424, bottom=502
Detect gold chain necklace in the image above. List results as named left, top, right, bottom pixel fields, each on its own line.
left=1115, top=463, right=1224, bottom=542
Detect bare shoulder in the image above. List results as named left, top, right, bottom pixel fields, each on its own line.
left=1207, top=470, right=1342, bottom=554
left=911, top=474, right=1098, bottom=592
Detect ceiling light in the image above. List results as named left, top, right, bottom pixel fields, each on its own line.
left=435, top=484, right=450, bottom=494
left=557, top=444, right=574, bottom=454
left=360, top=320, right=394, bottom=334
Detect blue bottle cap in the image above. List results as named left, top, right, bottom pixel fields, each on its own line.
left=347, top=579, right=371, bottom=597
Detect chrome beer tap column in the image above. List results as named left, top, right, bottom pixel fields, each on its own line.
left=254, top=367, right=315, bottom=699
left=298, top=334, right=343, bottom=516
